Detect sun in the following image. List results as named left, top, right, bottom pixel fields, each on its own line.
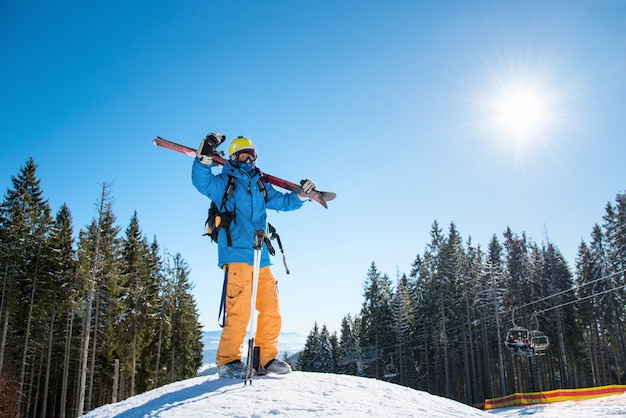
left=493, top=85, right=552, bottom=142
left=459, top=44, right=579, bottom=170
left=466, top=72, right=563, bottom=156
left=462, top=49, right=568, bottom=153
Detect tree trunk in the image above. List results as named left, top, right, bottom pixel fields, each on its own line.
left=0, top=264, right=8, bottom=373
left=77, top=183, right=107, bottom=416
left=77, top=276, right=96, bottom=416
left=87, top=295, right=101, bottom=411
left=59, top=309, right=74, bottom=418
left=112, top=359, right=120, bottom=403
left=491, top=272, right=507, bottom=396
left=462, top=331, right=471, bottom=404
left=154, top=318, right=163, bottom=388
left=440, top=294, right=450, bottom=398
left=554, top=309, right=569, bottom=387
left=170, top=345, right=176, bottom=383
left=480, top=308, right=493, bottom=399
left=40, top=302, right=56, bottom=418
left=131, top=321, right=137, bottom=397
left=0, top=305, right=8, bottom=374
left=18, top=238, right=44, bottom=416
left=465, top=296, right=478, bottom=405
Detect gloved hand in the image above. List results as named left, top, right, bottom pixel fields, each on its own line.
left=197, top=132, right=225, bottom=164
left=298, top=179, right=317, bottom=200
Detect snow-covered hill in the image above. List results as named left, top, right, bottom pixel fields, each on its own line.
left=82, top=371, right=626, bottom=418
left=82, top=372, right=489, bottom=417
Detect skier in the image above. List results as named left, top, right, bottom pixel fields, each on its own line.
left=192, top=133, right=316, bottom=378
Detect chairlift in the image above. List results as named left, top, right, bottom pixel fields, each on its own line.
left=383, top=355, right=398, bottom=379
left=505, top=307, right=532, bottom=356
left=337, top=347, right=360, bottom=366
left=338, top=346, right=379, bottom=368
left=529, top=312, right=550, bottom=354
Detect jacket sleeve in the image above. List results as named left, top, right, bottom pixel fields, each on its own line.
left=191, top=158, right=228, bottom=205
left=264, top=182, right=305, bottom=212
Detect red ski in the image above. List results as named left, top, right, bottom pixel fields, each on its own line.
left=153, top=136, right=335, bottom=208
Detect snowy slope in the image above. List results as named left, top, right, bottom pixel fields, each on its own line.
left=82, top=371, right=626, bottom=418
left=83, top=372, right=489, bottom=417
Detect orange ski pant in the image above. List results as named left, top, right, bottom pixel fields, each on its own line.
left=216, top=263, right=282, bottom=368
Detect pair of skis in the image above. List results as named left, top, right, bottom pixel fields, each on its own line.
left=152, top=136, right=336, bottom=208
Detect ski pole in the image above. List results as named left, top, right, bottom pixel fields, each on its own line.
left=244, top=230, right=265, bottom=385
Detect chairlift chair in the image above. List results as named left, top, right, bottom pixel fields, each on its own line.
left=529, top=329, right=549, bottom=354
left=383, top=355, right=398, bottom=379
left=505, top=326, right=531, bottom=355
left=529, top=312, right=550, bottom=354
left=505, top=308, right=532, bottom=356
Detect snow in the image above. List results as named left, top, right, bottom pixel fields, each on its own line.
left=82, top=372, right=626, bottom=418
left=490, top=393, right=626, bottom=417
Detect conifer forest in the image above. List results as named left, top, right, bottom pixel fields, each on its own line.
left=2, top=158, right=625, bottom=417
left=0, top=159, right=203, bottom=417
left=296, top=191, right=626, bottom=409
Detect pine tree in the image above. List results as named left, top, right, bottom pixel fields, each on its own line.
left=602, top=194, right=626, bottom=373
left=337, top=315, right=360, bottom=375
left=359, top=262, right=395, bottom=379
left=75, top=182, right=121, bottom=413
left=541, top=242, right=580, bottom=389
left=297, top=322, right=320, bottom=372
left=296, top=323, right=339, bottom=373
left=585, top=222, right=616, bottom=386
left=438, top=222, right=466, bottom=399
left=409, top=249, right=434, bottom=391
left=390, top=272, right=413, bottom=385
left=329, top=330, right=340, bottom=373
left=0, top=158, right=53, bottom=416
left=603, top=193, right=626, bottom=278
left=318, top=324, right=335, bottom=372
left=412, top=221, right=453, bottom=395
left=148, top=238, right=167, bottom=389
left=480, top=235, right=507, bottom=398
left=459, top=237, right=483, bottom=405
left=117, top=212, right=158, bottom=397
left=162, top=252, right=203, bottom=383
left=413, top=222, right=446, bottom=392
left=503, top=228, right=532, bottom=316
left=502, top=228, right=531, bottom=393
left=40, top=204, right=76, bottom=417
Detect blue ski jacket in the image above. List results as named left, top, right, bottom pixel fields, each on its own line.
left=191, top=158, right=304, bottom=268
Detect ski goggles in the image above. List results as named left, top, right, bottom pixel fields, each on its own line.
left=234, top=149, right=257, bottom=163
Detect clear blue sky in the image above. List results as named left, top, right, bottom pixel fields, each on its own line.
left=2, top=1, right=625, bottom=335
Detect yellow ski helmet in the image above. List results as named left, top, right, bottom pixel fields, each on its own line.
left=229, top=136, right=256, bottom=157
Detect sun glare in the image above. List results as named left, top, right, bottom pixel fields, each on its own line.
left=478, top=77, right=558, bottom=148
left=494, top=87, right=553, bottom=144
left=463, top=47, right=570, bottom=155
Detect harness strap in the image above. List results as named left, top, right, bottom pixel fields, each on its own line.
left=257, top=178, right=268, bottom=202
left=220, top=176, right=237, bottom=211
left=221, top=209, right=235, bottom=247
left=217, top=176, right=237, bottom=246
